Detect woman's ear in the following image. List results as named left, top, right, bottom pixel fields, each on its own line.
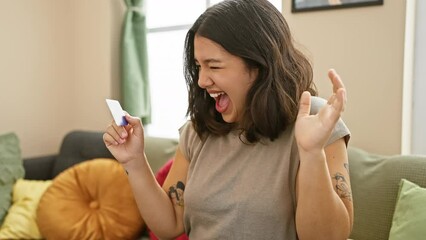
left=249, top=67, right=259, bottom=83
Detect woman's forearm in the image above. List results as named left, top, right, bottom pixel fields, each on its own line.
left=295, top=150, right=351, bottom=240
left=123, top=154, right=184, bottom=239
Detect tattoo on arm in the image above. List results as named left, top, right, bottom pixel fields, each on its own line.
left=332, top=172, right=352, bottom=201
left=344, top=163, right=349, bottom=173
left=168, top=181, right=185, bottom=207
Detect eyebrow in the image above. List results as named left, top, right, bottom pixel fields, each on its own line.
left=194, top=58, right=222, bottom=64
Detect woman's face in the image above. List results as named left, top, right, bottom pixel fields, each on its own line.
left=194, top=35, right=258, bottom=123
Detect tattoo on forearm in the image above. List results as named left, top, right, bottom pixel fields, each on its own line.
left=332, top=172, right=352, bottom=201
left=168, top=181, right=185, bottom=207
left=344, top=163, right=349, bottom=173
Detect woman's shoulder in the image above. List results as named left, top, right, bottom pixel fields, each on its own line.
left=179, top=120, right=193, bottom=132
left=179, top=120, right=197, bottom=140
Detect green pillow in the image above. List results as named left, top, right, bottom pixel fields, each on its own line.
left=0, top=132, right=25, bottom=225
left=389, top=179, right=426, bottom=240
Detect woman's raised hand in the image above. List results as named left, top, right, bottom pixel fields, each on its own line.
left=103, top=113, right=145, bottom=165
left=295, top=69, right=347, bottom=154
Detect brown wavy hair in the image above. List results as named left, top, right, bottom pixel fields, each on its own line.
left=184, top=0, right=316, bottom=143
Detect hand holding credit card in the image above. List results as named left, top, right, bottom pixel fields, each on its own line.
left=106, top=99, right=128, bottom=126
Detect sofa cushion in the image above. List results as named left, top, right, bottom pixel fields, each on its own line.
left=51, top=131, right=114, bottom=178
left=348, top=147, right=426, bottom=240
left=0, top=179, right=51, bottom=239
left=144, top=136, right=178, bottom=173
left=37, top=158, right=144, bottom=239
left=23, top=155, right=56, bottom=180
left=389, top=179, right=426, bottom=240
left=0, top=132, right=25, bottom=225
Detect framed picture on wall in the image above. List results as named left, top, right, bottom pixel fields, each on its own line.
left=292, top=0, right=383, bottom=13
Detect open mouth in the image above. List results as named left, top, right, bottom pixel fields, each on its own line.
left=209, top=91, right=229, bottom=113
left=209, top=92, right=225, bottom=98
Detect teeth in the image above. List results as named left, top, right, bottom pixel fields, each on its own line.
left=209, top=92, right=224, bottom=98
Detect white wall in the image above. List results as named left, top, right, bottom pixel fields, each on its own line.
left=412, top=0, right=426, bottom=154
left=0, top=0, right=113, bottom=158
left=283, top=0, right=406, bottom=155
left=0, top=1, right=76, bottom=157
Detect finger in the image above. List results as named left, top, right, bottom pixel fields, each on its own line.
left=320, top=88, right=346, bottom=125
left=103, top=132, right=119, bottom=147
left=298, top=91, right=312, bottom=118
left=124, top=113, right=144, bottom=137
left=327, top=93, right=337, bottom=105
left=328, top=69, right=345, bottom=93
left=334, top=88, right=346, bottom=112
left=108, top=123, right=126, bottom=144
left=324, top=88, right=346, bottom=123
left=111, top=121, right=128, bottom=140
left=123, top=112, right=133, bottom=132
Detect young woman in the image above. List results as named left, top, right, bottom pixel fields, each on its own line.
left=104, top=0, right=353, bottom=239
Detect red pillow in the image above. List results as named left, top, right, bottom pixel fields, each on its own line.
left=149, top=159, right=189, bottom=240
left=156, top=158, right=174, bottom=187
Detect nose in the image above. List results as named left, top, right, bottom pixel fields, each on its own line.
left=197, top=68, right=213, bottom=89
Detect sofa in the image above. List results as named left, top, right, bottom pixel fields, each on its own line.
left=20, top=131, right=426, bottom=240
left=347, top=147, right=426, bottom=240
left=22, top=130, right=179, bottom=239
left=23, top=131, right=179, bottom=181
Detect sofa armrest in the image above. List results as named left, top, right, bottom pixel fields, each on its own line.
left=23, top=155, right=57, bottom=180
left=145, top=136, right=179, bottom=173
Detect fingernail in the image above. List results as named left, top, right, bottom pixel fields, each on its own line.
left=121, top=132, right=127, bottom=138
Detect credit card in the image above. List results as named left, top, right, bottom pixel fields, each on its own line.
left=106, top=99, right=128, bottom=126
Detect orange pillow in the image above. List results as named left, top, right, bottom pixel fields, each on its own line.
left=37, top=159, right=144, bottom=240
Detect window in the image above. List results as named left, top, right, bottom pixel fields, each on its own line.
left=145, top=0, right=282, bottom=139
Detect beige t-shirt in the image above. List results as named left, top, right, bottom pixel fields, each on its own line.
left=178, top=97, right=350, bottom=239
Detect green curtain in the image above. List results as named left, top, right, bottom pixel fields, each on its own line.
left=121, top=0, right=151, bottom=124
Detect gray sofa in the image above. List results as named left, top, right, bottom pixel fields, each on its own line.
left=23, top=131, right=426, bottom=240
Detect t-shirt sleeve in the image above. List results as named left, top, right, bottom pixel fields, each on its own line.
left=310, top=96, right=351, bottom=146
left=178, top=121, right=200, bottom=162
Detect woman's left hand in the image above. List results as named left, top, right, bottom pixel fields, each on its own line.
left=295, top=69, right=347, bottom=155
